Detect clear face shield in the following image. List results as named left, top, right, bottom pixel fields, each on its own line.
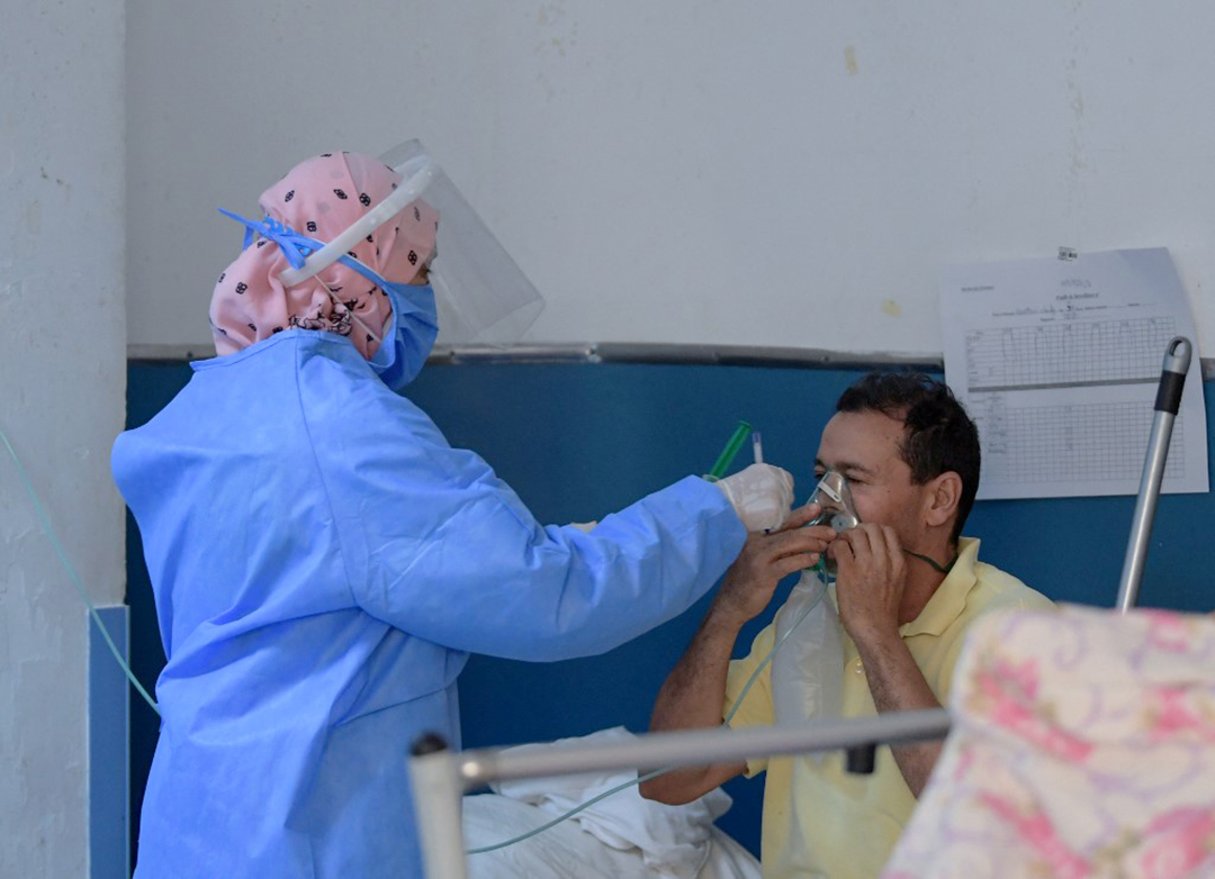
left=278, top=139, right=545, bottom=346
left=806, top=470, right=860, bottom=576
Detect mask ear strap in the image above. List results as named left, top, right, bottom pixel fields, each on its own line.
left=903, top=550, right=958, bottom=575
left=332, top=253, right=394, bottom=292
left=218, top=207, right=398, bottom=293
left=218, top=209, right=319, bottom=268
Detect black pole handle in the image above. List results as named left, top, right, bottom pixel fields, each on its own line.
left=1153, top=337, right=1191, bottom=415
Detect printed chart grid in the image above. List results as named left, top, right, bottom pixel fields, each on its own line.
left=966, top=317, right=1178, bottom=390
left=980, top=401, right=1185, bottom=484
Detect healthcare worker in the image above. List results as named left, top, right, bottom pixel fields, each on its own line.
left=112, top=150, right=796, bottom=879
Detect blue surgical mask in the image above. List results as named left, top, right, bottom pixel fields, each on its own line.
left=369, top=283, right=439, bottom=392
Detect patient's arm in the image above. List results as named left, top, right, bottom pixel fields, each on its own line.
left=832, top=525, right=943, bottom=797
left=642, top=507, right=829, bottom=804
left=851, top=630, right=943, bottom=797
left=639, top=600, right=750, bottom=804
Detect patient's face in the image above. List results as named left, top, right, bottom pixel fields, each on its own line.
left=814, top=409, right=928, bottom=547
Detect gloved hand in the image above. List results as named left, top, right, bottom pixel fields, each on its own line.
left=713, top=463, right=795, bottom=532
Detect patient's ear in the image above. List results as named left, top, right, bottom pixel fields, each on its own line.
left=923, top=471, right=962, bottom=529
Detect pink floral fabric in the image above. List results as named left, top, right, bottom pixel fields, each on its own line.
left=882, top=604, right=1215, bottom=879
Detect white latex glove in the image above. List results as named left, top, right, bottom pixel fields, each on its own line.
left=713, top=463, right=795, bottom=532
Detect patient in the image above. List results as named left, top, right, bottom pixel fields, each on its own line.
left=641, top=372, right=1054, bottom=879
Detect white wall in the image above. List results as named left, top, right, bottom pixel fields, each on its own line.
left=7, top=2, right=1207, bottom=872
left=0, top=2, right=127, bottom=876
left=126, top=0, right=1213, bottom=359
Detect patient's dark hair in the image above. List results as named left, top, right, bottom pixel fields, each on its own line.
left=836, top=372, right=980, bottom=542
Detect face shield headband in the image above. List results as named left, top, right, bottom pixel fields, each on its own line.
left=274, top=154, right=437, bottom=291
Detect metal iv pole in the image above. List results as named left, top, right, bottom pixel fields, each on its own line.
left=1114, top=336, right=1192, bottom=612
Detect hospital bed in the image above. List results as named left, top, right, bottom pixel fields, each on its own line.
left=462, top=797, right=759, bottom=878
left=412, top=711, right=951, bottom=878
left=419, top=600, right=1215, bottom=879
left=461, top=741, right=762, bottom=878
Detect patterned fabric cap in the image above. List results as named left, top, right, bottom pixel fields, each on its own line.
left=209, top=151, right=438, bottom=358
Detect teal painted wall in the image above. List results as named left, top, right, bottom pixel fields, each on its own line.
left=124, top=360, right=1215, bottom=861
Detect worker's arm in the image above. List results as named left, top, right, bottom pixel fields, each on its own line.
left=832, top=525, right=942, bottom=797
left=641, top=506, right=831, bottom=804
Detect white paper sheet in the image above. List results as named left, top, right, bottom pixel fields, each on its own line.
left=940, top=247, right=1208, bottom=500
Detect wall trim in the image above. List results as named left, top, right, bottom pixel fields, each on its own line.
left=128, top=341, right=1215, bottom=378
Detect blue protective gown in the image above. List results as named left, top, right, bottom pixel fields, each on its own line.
left=113, top=329, right=746, bottom=878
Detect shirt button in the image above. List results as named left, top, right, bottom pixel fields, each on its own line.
left=854, top=659, right=864, bottom=675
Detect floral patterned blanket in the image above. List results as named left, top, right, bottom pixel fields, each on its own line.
left=883, top=604, right=1215, bottom=879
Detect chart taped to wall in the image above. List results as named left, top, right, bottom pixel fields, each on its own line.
left=940, top=247, right=1208, bottom=500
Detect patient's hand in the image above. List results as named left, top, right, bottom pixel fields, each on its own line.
left=831, top=523, right=908, bottom=641
left=712, top=504, right=834, bottom=626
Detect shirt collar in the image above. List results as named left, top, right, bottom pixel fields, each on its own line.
left=898, top=537, right=980, bottom=638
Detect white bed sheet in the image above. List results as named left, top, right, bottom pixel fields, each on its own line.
left=463, top=793, right=762, bottom=879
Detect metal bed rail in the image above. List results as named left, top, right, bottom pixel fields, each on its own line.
left=409, top=708, right=951, bottom=879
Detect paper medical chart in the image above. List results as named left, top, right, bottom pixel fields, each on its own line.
left=940, top=247, right=1208, bottom=500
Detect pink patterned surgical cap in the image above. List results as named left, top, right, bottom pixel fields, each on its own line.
left=208, top=151, right=439, bottom=358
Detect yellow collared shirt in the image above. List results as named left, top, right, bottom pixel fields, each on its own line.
left=724, top=538, right=1054, bottom=879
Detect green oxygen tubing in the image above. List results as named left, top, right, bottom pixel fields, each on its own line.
left=705, top=420, right=752, bottom=481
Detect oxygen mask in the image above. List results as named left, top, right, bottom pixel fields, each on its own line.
left=806, top=470, right=860, bottom=576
